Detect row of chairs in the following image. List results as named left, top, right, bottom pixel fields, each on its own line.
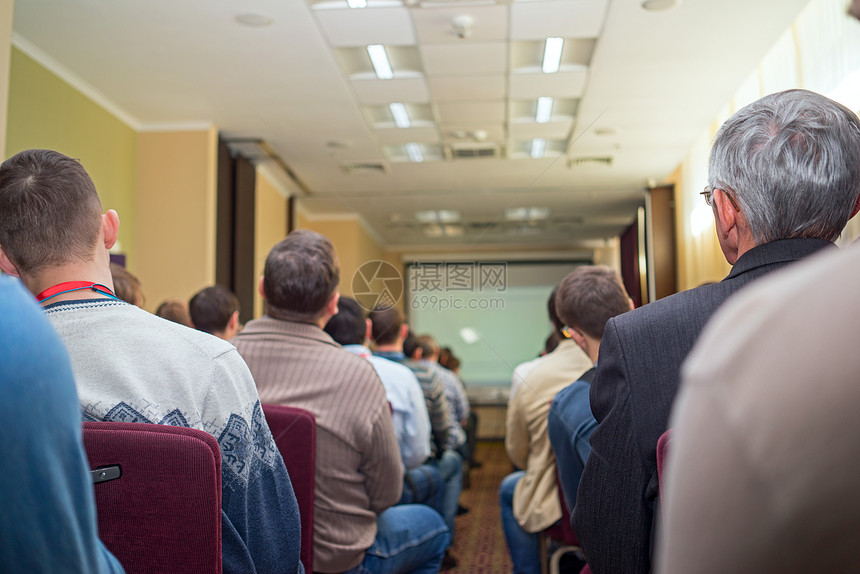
left=538, top=428, right=673, bottom=574
left=83, top=405, right=317, bottom=574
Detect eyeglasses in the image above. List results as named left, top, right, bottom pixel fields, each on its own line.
left=701, top=186, right=740, bottom=211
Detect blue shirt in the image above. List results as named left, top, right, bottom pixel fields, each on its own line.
left=547, top=368, right=598, bottom=514
left=344, top=345, right=432, bottom=469
left=0, top=276, right=124, bottom=573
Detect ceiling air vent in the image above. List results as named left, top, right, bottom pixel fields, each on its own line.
left=449, top=143, right=501, bottom=160
left=568, top=156, right=614, bottom=168
left=342, top=162, right=389, bottom=174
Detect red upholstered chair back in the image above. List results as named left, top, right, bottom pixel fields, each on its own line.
left=262, top=404, right=316, bottom=574
left=82, top=421, right=222, bottom=574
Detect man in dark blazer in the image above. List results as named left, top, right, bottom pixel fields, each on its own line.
left=570, top=89, right=860, bottom=574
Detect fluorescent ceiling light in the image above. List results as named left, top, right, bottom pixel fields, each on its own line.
left=389, top=103, right=411, bottom=128
left=406, top=143, right=424, bottom=162
left=530, top=138, right=547, bottom=159
left=415, top=210, right=461, bottom=223
left=536, top=97, right=553, bottom=123
left=347, top=0, right=367, bottom=6
left=505, top=207, right=551, bottom=221
left=542, top=37, right=563, bottom=74
left=367, top=45, right=394, bottom=79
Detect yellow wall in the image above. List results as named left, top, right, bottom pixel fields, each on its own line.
left=253, top=171, right=288, bottom=318
left=0, top=0, right=14, bottom=160
left=295, top=215, right=386, bottom=298
left=5, top=47, right=138, bottom=264
left=135, top=128, right=217, bottom=311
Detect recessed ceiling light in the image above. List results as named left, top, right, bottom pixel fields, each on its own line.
left=641, top=0, right=681, bottom=11
left=542, top=37, right=564, bottom=74
left=536, top=97, right=553, bottom=123
left=347, top=0, right=367, bottom=7
left=367, top=45, right=394, bottom=80
left=415, top=210, right=461, bottom=223
left=505, top=207, right=551, bottom=221
left=389, top=103, right=411, bottom=128
left=235, top=13, right=273, bottom=27
left=406, top=143, right=424, bottom=162
left=530, top=138, right=547, bottom=159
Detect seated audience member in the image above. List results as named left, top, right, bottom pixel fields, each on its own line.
left=189, top=285, right=241, bottom=340
left=546, top=266, right=633, bottom=514
left=501, top=276, right=594, bottom=574
left=154, top=298, right=192, bottom=327
left=0, top=275, right=123, bottom=573
left=233, top=230, right=449, bottom=574
left=323, top=298, right=446, bottom=521
left=370, top=307, right=463, bottom=560
left=657, top=242, right=860, bottom=574
left=109, top=262, right=143, bottom=307
left=0, top=149, right=303, bottom=574
left=573, top=89, right=860, bottom=574
left=509, top=288, right=564, bottom=402
left=415, top=335, right=471, bottom=462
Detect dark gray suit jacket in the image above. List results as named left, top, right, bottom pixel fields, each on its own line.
left=571, top=238, right=834, bottom=574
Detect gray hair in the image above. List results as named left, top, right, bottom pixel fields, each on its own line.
left=708, top=89, right=860, bottom=244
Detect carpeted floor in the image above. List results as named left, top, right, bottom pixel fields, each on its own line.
left=449, top=440, right=513, bottom=573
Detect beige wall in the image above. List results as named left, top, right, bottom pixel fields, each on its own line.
left=0, top=0, right=13, bottom=160
left=253, top=170, right=289, bottom=318
left=135, top=128, right=217, bottom=311
left=5, top=47, right=138, bottom=264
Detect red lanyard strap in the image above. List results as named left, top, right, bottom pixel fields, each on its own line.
left=36, top=281, right=119, bottom=303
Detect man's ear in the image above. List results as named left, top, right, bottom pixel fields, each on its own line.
left=102, top=210, right=120, bottom=249
left=365, top=318, right=373, bottom=343
left=0, top=248, right=20, bottom=277
left=325, top=291, right=340, bottom=317
left=258, top=276, right=266, bottom=299
left=398, top=323, right=409, bottom=341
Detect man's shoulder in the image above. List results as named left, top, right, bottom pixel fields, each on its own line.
left=369, top=355, right=420, bottom=383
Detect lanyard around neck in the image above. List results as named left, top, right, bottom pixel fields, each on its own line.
left=36, top=281, right=120, bottom=304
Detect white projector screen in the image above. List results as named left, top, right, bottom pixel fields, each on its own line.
left=406, top=260, right=588, bottom=388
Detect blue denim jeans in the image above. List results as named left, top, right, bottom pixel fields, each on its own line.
left=399, top=464, right=445, bottom=517
left=343, top=504, right=450, bottom=574
left=500, top=471, right=541, bottom=574
left=427, top=449, right=463, bottom=539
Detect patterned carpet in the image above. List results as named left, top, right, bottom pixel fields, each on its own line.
left=449, top=440, right=513, bottom=573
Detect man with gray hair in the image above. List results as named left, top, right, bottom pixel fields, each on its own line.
left=572, top=89, right=860, bottom=574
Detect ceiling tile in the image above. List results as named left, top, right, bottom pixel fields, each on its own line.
left=421, top=42, right=507, bottom=76
left=315, top=7, right=416, bottom=47
left=510, top=0, right=608, bottom=40
left=412, top=5, right=508, bottom=43
left=351, top=77, right=431, bottom=104
left=436, top=101, right=506, bottom=123
left=428, top=75, right=506, bottom=101
left=508, top=122, right=572, bottom=141
left=509, top=70, right=588, bottom=99
left=375, top=125, right=441, bottom=144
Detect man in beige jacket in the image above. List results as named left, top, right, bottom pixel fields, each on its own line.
left=501, top=274, right=594, bottom=574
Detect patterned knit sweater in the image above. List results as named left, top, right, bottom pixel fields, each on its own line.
left=45, top=299, right=303, bottom=574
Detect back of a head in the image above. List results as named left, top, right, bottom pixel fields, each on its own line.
left=368, top=306, right=403, bottom=346
left=0, top=149, right=103, bottom=275
left=323, top=296, right=367, bottom=346
left=415, top=334, right=438, bottom=359
left=556, top=265, right=631, bottom=340
left=155, top=299, right=192, bottom=328
left=189, top=285, right=239, bottom=335
left=110, top=263, right=144, bottom=306
left=263, top=230, right=340, bottom=322
left=709, top=89, right=860, bottom=244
